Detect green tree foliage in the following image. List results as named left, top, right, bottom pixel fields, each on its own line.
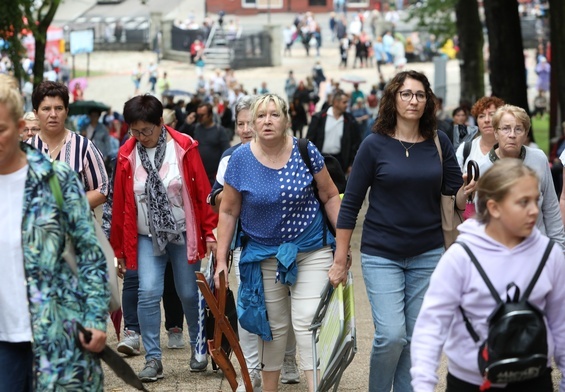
left=0, top=0, right=33, bottom=86
left=407, top=0, right=485, bottom=104
left=0, top=0, right=61, bottom=88
left=406, top=0, right=458, bottom=47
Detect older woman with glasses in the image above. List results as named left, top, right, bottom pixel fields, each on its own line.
left=22, top=111, right=40, bottom=141
left=109, top=94, right=217, bottom=382
left=477, top=104, right=565, bottom=249
left=331, top=70, right=469, bottom=392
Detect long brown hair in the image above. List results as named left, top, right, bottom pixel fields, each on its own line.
left=373, top=70, right=437, bottom=140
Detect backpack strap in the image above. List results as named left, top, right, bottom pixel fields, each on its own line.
left=462, top=141, right=472, bottom=164
left=455, top=241, right=502, bottom=305
left=298, top=138, right=327, bottom=246
left=522, top=240, right=554, bottom=300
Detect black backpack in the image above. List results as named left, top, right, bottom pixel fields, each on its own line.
left=298, top=138, right=347, bottom=239
left=457, top=241, right=554, bottom=387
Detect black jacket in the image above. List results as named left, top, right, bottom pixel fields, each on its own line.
left=306, top=108, right=361, bottom=171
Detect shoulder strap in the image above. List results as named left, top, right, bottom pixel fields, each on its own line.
left=433, top=132, right=443, bottom=164
left=463, top=141, right=472, bottom=164
left=298, top=138, right=313, bottom=173
left=455, top=241, right=502, bottom=304
left=48, top=162, right=64, bottom=209
left=522, top=240, right=554, bottom=300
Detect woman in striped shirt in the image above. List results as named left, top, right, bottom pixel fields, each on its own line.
left=29, top=81, right=108, bottom=208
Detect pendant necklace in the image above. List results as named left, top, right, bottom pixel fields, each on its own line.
left=47, top=132, right=67, bottom=160
left=258, top=138, right=287, bottom=164
left=398, top=139, right=416, bottom=157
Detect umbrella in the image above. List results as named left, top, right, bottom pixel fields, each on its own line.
left=340, top=75, right=367, bottom=84
left=69, top=77, right=88, bottom=92
left=162, top=89, right=192, bottom=97
left=68, top=100, right=110, bottom=116
left=76, top=322, right=148, bottom=391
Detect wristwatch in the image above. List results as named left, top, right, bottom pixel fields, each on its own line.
left=207, top=188, right=223, bottom=206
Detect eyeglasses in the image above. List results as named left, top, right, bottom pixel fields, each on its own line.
left=497, top=126, right=526, bottom=136
left=24, top=127, right=40, bottom=134
left=398, top=90, right=427, bottom=102
left=129, top=124, right=156, bottom=138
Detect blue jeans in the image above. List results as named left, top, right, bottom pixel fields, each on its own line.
left=361, top=247, right=443, bottom=392
left=137, top=234, right=201, bottom=361
left=0, top=341, right=33, bottom=392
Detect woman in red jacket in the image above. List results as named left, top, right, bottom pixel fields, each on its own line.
left=110, top=94, right=217, bottom=382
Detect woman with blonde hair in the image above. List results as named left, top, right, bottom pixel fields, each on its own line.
left=0, top=77, right=109, bottom=390
left=412, top=159, right=565, bottom=391
left=215, top=93, right=341, bottom=392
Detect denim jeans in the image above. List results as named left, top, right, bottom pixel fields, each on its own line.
left=137, top=234, right=201, bottom=361
left=122, top=262, right=184, bottom=334
left=361, top=247, right=443, bottom=392
left=0, top=341, right=33, bottom=392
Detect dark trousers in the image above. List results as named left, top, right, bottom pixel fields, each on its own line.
left=0, top=341, right=33, bottom=392
left=446, top=370, right=553, bottom=392
left=122, top=262, right=185, bottom=333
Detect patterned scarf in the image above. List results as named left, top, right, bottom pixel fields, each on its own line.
left=137, top=127, right=184, bottom=255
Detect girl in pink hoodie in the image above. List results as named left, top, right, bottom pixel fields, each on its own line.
left=411, top=159, right=565, bottom=392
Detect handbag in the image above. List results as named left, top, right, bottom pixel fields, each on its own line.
left=433, top=133, right=464, bottom=248
left=463, top=160, right=480, bottom=220
left=48, top=166, right=121, bottom=312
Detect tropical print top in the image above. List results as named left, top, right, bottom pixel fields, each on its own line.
left=20, top=143, right=109, bottom=391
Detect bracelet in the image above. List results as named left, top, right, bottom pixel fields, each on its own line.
left=208, top=188, right=223, bottom=206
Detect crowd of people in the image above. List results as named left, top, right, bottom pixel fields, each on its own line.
left=3, top=39, right=565, bottom=392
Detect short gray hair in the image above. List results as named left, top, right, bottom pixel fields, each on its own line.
left=235, top=95, right=256, bottom=120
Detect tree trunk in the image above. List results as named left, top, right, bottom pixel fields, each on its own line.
left=483, top=0, right=529, bottom=112
left=32, top=29, right=47, bottom=89
left=549, top=0, right=565, bottom=139
left=455, top=0, right=484, bottom=105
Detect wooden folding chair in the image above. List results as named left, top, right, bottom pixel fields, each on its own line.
left=195, top=270, right=253, bottom=392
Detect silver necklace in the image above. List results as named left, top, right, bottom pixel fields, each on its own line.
left=47, top=132, right=67, bottom=159
left=398, top=139, right=416, bottom=157
left=258, top=139, right=287, bottom=164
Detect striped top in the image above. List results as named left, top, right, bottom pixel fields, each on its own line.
left=29, top=131, right=109, bottom=197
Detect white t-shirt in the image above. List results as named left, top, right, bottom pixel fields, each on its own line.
left=560, top=149, right=565, bottom=165
left=322, top=106, right=344, bottom=155
left=134, top=141, right=185, bottom=235
left=455, top=136, right=489, bottom=173
left=0, top=165, right=32, bottom=342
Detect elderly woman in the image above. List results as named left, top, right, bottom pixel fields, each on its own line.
left=478, top=104, right=565, bottom=249
left=29, top=81, right=108, bottom=209
left=0, top=79, right=109, bottom=390
left=22, top=111, right=40, bottom=141
left=215, top=93, right=341, bottom=392
left=109, top=94, right=217, bottom=382
left=330, top=70, right=468, bottom=392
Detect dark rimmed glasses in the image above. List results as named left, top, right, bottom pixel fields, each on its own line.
left=398, top=90, right=427, bottom=102
left=129, top=124, right=156, bottom=138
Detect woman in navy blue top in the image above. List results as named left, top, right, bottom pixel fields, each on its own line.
left=329, top=71, right=469, bottom=392
left=215, top=94, right=342, bottom=392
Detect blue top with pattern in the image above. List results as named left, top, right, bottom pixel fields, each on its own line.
left=225, top=137, right=325, bottom=246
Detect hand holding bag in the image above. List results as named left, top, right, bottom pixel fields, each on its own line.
left=463, top=160, right=480, bottom=220
left=434, top=133, right=464, bottom=248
